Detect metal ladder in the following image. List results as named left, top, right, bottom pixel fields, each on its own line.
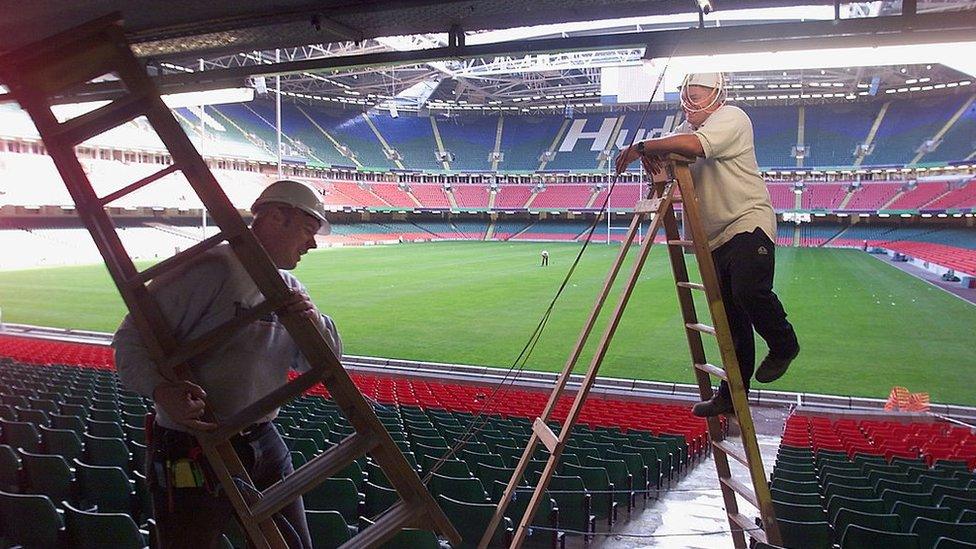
left=480, top=154, right=780, bottom=548
left=0, top=15, right=460, bottom=549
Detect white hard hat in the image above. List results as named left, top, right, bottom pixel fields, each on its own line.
left=251, top=179, right=331, bottom=235
left=680, top=72, right=725, bottom=90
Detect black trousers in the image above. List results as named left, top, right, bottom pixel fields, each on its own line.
left=711, top=228, right=798, bottom=400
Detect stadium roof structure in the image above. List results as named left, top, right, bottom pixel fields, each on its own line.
left=2, top=0, right=976, bottom=113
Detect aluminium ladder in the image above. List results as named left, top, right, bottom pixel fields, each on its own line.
left=480, top=154, right=780, bottom=548
left=0, top=15, right=460, bottom=549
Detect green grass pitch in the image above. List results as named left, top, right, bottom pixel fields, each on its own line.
left=0, top=241, right=974, bottom=405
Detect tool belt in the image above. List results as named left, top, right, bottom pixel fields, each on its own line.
left=147, top=414, right=271, bottom=508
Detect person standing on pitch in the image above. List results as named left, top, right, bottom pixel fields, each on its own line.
left=113, top=180, right=342, bottom=548
left=614, top=72, right=799, bottom=418
left=541, top=249, right=549, bottom=267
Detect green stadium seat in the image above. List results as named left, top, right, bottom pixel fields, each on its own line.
left=777, top=518, right=832, bottom=549
left=363, top=481, right=397, bottom=518
left=771, top=478, right=820, bottom=494
left=87, top=408, right=122, bottom=424
left=358, top=517, right=439, bottom=549
left=774, top=469, right=818, bottom=483
left=19, top=449, right=75, bottom=504
left=881, top=488, right=932, bottom=510
left=939, top=495, right=976, bottom=521
left=833, top=508, right=901, bottom=541
left=86, top=418, right=127, bottom=439
left=50, top=413, right=86, bottom=434
left=582, top=455, right=633, bottom=509
left=911, top=517, right=976, bottom=548
left=494, top=481, right=562, bottom=547
left=891, top=501, right=954, bottom=527
left=824, top=482, right=876, bottom=502
left=1, top=418, right=41, bottom=452
left=840, top=524, right=920, bottom=549
left=876, top=479, right=927, bottom=495
left=62, top=500, right=149, bottom=549
left=0, top=490, right=64, bottom=549
left=773, top=500, right=828, bottom=522
left=27, top=398, right=60, bottom=415
left=429, top=473, right=489, bottom=503
left=73, top=459, right=135, bottom=514
left=772, top=487, right=822, bottom=506
left=303, top=477, right=360, bottom=523
left=436, top=494, right=512, bottom=549
left=476, top=463, right=515, bottom=488
left=562, top=462, right=616, bottom=524
left=827, top=494, right=886, bottom=523
left=547, top=475, right=595, bottom=537
left=39, top=425, right=83, bottom=461
left=82, top=434, right=131, bottom=469
left=0, top=444, right=22, bottom=492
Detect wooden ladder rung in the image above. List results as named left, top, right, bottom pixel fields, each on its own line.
left=207, top=366, right=335, bottom=444
left=686, top=323, right=716, bottom=335
left=667, top=239, right=695, bottom=247
left=250, top=433, right=375, bottom=522
left=532, top=418, right=559, bottom=453
left=677, top=281, right=705, bottom=291
left=728, top=512, right=767, bottom=544
left=56, top=94, right=150, bottom=145
left=720, top=476, right=760, bottom=509
left=130, top=232, right=227, bottom=286
left=159, top=299, right=279, bottom=373
left=99, top=163, right=180, bottom=206
left=713, top=439, right=749, bottom=467
left=694, top=362, right=728, bottom=380
left=342, top=500, right=420, bottom=549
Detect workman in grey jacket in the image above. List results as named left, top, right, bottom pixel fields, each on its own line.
left=615, top=73, right=800, bottom=418
left=114, top=179, right=341, bottom=548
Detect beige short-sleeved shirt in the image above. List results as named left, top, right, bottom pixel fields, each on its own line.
left=673, top=105, right=776, bottom=250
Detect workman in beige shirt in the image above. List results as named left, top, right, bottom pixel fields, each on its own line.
left=615, top=72, right=800, bottom=417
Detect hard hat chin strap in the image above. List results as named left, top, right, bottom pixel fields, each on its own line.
left=680, top=77, right=727, bottom=114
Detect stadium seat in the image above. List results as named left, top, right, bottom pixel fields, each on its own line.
left=843, top=519, right=910, bottom=546
left=773, top=500, right=828, bottom=522
left=547, top=475, right=595, bottom=536
left=303, top=477, right=360, bottom=523
left=0, top=490, right=64, bottom=549
left=363, top=481, right=397, bottom=518
left=429, top=473, right=489, bottom=504
left=39, top=425, right=83, bottom=461
left=74, top=459, right=136, bottom=514
left=62, top=500, right=147, bottom=549
left=935, top=538, right=976, bottom=549
left=881, top=488, right=932, bottom=510
left=939, top=495, right=976, bottom=521
left=437, top=494, right=512, bottom=549
left=911, top=517, right=976, bottom=547
left=891, top=501, right=955, bottom=527
left=562, top=462, right=616, bottom=523
left=19, top=449, right=75, bottom=504
left=777, top=518, right=832, bottom=549
left=827, top=494, right=886, bottom=523
left=771, top=487, right=822, bottom=506
left=82, top=434, right=131, bottom=469
left=0, top=444, right=21, bottom=492
left=0, top=418, right=41, bottom=452
left=833, top=508, right=901, bottom=541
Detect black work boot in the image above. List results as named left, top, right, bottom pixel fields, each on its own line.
left=692, top=392, right=734, bottom=418
left=755, top=344, right=800, bottom=383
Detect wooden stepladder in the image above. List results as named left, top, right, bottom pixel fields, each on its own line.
left=480, top=154, right=780, bottom=548
left=0, top=15, right=460, bottom=549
